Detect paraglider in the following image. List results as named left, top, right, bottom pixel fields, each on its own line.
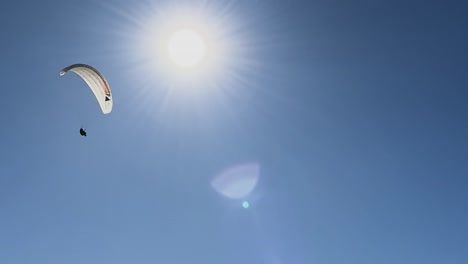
left=79, top=128, right=87, bottom=137
left=59, top=63, right=113, bottom=136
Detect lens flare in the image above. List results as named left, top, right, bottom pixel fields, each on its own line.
left=211, top=162, right=260, bottom=199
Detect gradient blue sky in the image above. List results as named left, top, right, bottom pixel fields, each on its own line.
left=1, top=0, right=467, bottom=263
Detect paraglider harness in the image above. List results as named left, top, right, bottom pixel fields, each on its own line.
left=79, top=127, right=87, bottom=137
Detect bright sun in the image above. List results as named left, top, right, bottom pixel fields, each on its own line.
left=129, top=3, right=245, bottom=87
left=167, top=29, right=207, bottom=68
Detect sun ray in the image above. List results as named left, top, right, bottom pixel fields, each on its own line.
left=89, top=0, right=276, bottom=139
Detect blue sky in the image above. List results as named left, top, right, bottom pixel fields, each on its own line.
left=1, top=0, right=467, bottom=263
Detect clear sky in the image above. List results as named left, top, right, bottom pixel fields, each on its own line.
left=1, top=0, right=467, bottom=263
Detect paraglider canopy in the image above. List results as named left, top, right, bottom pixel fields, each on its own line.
left=60, top=63, right=113, bottom=114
